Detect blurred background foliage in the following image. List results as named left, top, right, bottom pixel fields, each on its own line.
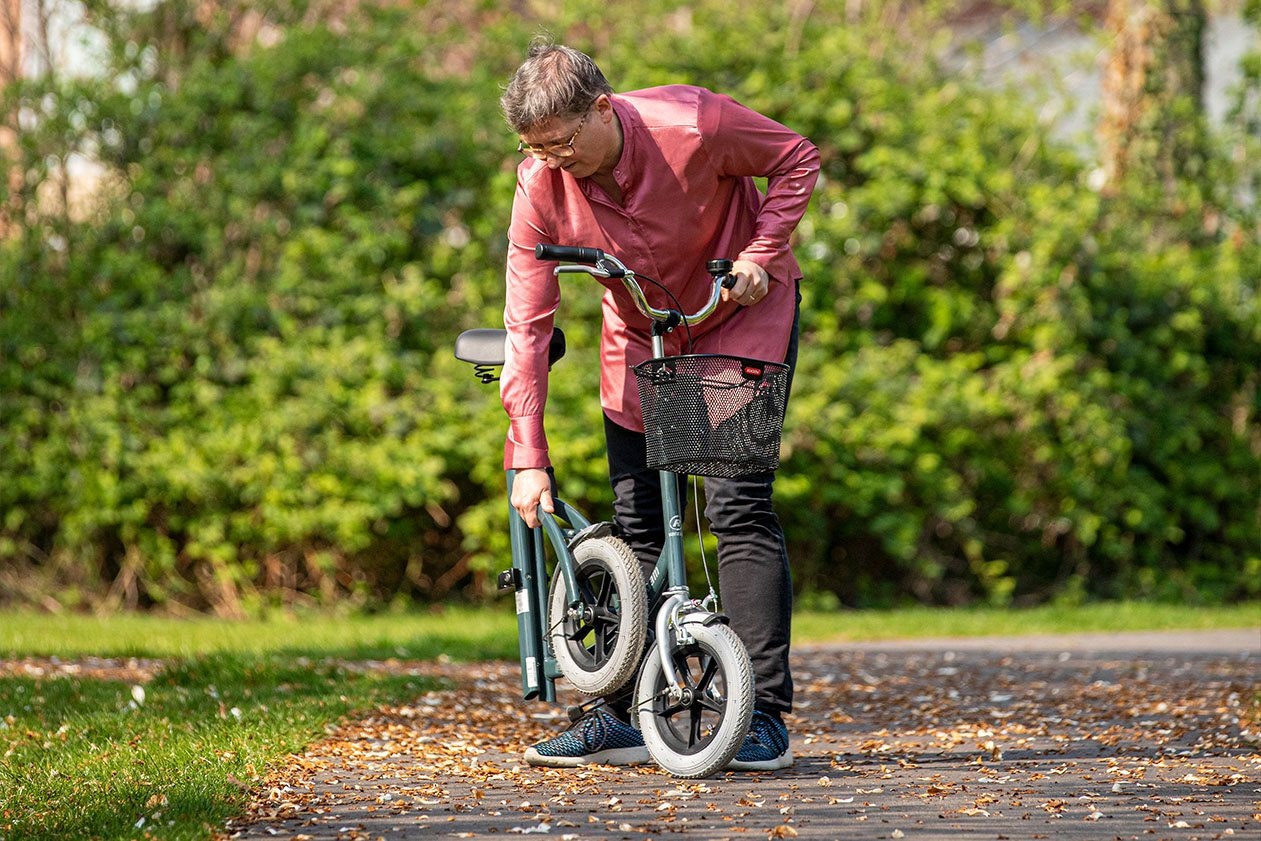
left=0, top=0, right=1257, bottom=615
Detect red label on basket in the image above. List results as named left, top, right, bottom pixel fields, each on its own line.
left=742, top=363, right=764, bottom=379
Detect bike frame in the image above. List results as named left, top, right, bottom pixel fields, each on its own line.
left=503, top=250, right=731, bottom=702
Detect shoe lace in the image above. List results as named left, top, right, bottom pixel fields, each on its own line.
left=566, top=697, right=606, bottom=725
left=564, top=700, right=614, bottom=751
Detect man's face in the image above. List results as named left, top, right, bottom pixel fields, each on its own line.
left=518, top=109, right=599, bottom=176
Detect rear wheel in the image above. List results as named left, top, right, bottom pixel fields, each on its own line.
left=635, top=620, right=753, bottom=778
left=548, top=536, right=646, bottom=696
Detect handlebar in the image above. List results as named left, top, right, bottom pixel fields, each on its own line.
left=534, top=243, right=608, bottom=266
left=534, top=243, right=735, bottom=329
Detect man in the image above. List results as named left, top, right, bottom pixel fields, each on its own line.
left=498, top=41, right=819, bottom=771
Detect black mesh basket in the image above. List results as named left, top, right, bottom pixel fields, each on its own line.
left=633, top=354, right=791, bottom=477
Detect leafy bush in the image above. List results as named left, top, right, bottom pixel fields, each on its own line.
left=0, top=0, right=1256, bottom=612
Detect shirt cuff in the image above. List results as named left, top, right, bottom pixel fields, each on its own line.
left=504, top=415, right=551, bottom=470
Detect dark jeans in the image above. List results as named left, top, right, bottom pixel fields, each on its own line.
left=605, top=285, right=800, bottom=716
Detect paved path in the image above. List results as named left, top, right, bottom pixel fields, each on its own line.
left=226, top=630, right=1259, bottom=840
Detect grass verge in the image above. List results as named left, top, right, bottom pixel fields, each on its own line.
left=1, top=653, right=433, bottom=841
left=0, top=605, right=520, bottom=661
left=3, top=602, right=1256, bottom=661
left=0, top=608, right=509, bottom=841
left=791, top=600, right=1261, bottom=644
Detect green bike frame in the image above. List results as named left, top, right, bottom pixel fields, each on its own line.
left=504, top=469, right=584, bottom=702
left=503, top=324, right=691, bottom=703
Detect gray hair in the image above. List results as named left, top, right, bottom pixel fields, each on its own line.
left=500, top=40, right=613, bottom=133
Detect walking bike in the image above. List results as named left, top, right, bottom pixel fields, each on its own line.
left=454, top=244, right=791, bottom=778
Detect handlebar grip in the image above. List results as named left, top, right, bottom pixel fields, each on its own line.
left=535, top=243, right=606, bottom=264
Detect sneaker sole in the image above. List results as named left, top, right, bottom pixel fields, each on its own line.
left=727, top=749, right=794, bottom=772
left=523, top=745, right=651, bottom=767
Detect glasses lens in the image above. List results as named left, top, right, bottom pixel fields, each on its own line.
left=518, top=111, right=586, bottom=160
left=517, top=143, right=575, bottom=159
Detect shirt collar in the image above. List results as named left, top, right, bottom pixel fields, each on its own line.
left=606, top=94, right=637, bottom=188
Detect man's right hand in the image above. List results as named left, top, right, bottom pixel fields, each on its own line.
left=511, top=468, right=555, bottom=529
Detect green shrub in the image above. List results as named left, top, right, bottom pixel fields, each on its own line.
left=0, top=0, right=1256, bottom=611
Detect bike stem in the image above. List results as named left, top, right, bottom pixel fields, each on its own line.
left=651, top=326, right=690, bottom=603
left=651, top=323, right=692, bottom=696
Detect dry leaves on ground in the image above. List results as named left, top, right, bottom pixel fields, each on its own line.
left=223, top=648, right=1257, bottom=839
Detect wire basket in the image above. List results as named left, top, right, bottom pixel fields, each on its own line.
left=633, top=354, right=791, bottom=477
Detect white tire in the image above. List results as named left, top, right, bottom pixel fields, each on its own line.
left=634, top=620, right=753, bottom=778
left=548, top=536, right=647, bottom=696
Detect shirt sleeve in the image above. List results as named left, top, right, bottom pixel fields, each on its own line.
left=699, top=91, right=820, bottom=271
left=500, top=172, right=561, bottom=470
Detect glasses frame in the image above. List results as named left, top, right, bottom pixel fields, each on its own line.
left=517, top=111, right=589, bottom=160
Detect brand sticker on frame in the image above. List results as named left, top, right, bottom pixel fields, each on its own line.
left=515, top=589, right=530, bottom=615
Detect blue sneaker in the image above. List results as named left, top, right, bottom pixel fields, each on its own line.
left=524, top=704, right=650, bottom=767
left=728, top=710, right=793, bottom=771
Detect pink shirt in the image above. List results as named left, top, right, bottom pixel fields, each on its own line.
left=501, top=85, right=820, bottom=469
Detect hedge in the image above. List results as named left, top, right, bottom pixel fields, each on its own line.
left=1, top=0, right=1256, bottom=612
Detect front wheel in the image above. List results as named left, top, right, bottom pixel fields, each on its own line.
left=548, top=536, right=646, bottom=696
left=634, top=620, right=753, bottom=778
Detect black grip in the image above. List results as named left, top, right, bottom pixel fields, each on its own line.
left=535, top=243, right=606, bottom=264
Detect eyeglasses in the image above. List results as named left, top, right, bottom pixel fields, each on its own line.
left=517, top=111, right=588, bottom=160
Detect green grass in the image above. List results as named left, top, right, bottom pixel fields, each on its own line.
left=0, top=601, right=1255, bottom=840
left=0, top=652, right=434, bottom=841
left=0, top=607, right=515, bottom=841
left=2, top=602, right=1255, bottom=660
left=0, top=605, right=521, bottom=661
left=791, top=600, right=1261, bottom=644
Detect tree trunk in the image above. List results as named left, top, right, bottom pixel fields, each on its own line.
left=0, top=0, right=17, bottom=85
left=1098, top=0, right=1209, bottom=202
left=0, top=0, right=19, bottom=238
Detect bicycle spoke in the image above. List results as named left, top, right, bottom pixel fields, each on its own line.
left=695, top=654, right=720, bottom=693
left=697, top=693, right=725, bottom=714
left=571, top=619, right=594, bottom=642
left=595, top=622, right=617, bottom=660
left=568, top=574, right=602, bottom=646
left=596, top=574, right=614, bottom=609
left=580, top=573, right=598, bottom=604
left=689, top=705, right=706, bottom=746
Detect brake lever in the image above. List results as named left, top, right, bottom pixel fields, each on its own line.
left=554, top=265, right=608, bottom=278
left=555, top=263, right=628, bottom=280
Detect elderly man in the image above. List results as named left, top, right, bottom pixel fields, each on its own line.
left=498, top=40, right=819, bottom=771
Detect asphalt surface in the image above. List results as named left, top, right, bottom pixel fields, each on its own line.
left=225, top=629, right=1259, bottom=840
